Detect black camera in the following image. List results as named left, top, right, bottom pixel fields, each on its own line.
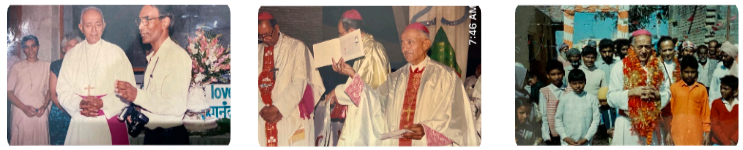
left=118, top=104, right=149, bottom=137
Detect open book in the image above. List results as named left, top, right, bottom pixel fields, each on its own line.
left=312, top=30, right=365, bottom=68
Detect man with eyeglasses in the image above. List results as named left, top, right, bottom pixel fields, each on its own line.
left=56, top=6, right=136, bottom=145
left=606, top=29, right=671, bottom=145
left=114, top=5, right=191, bottom=145
left=257, top=11, right=326, bottom=147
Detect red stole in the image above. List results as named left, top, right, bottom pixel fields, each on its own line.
left=399, top=67, right=424, bottom=146
left=259, top=46, right=278, bottom=147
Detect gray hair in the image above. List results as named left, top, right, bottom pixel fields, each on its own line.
left=420, top=30, right=430, bottom=42
left=61, top=32, right=82, bottom=49
left=80, top=6, right=105, bottom=24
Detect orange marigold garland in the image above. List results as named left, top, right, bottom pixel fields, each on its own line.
left=622, top=47, right=664, bottom=145
left=661, top=56, right=681, bottom=83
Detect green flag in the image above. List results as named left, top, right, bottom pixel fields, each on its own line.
left=428, top=27, right=462, bottom=77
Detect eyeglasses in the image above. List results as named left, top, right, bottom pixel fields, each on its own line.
left=259, top=28, right=275, bottom=40
left=136, top=16, right=166, bottom=27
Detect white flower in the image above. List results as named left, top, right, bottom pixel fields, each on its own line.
left=188, top=42, right=198, bottom=54
left=194, top=73, right=206, bottom=83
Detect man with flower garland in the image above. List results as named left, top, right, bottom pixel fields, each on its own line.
left=606, top=29, right=672, bottom=145
left=114, top=5, right=191, bottom=144
left=256, top=11, right=326, bottom=146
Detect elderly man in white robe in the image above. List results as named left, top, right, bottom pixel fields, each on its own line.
left=57, top=6, right=136, bottom=145
left=257, top=11, right=325, bottom=147
left=326, top=23, right=478, bottom=146
left=606, top=29, right=671, bottom=145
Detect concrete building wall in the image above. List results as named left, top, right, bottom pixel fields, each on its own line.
left=20, top=5, right=60, bottom=63
left=516, top=6, right=554, bottom=69
left=516, top=6, right=554, bottom=81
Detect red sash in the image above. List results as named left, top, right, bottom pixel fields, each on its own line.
left=259, top=46, right=278, bottom=147
left=399, top=67, right=424, bottom=146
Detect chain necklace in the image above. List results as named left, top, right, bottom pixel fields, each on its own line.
left=26, top=59, right=40, bottom=90
left=81, top=40, right=103, bottom=96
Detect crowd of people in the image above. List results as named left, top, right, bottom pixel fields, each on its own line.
left=516, top=29, right=739, bottom=146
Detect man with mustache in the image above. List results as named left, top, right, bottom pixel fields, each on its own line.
left=709, top=41, right=738, bottom=108
left=114, top=5, right=191, bottom=144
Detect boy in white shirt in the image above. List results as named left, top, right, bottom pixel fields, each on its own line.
left=555, top=69, right=601, bottom=146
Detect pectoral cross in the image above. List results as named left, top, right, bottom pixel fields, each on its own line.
left=85, top=85, right=95, bottom=97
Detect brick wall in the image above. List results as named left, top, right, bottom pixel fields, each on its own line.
left=259, top=6, right=324, bottom=53
left=669, top=6, right=708, bottom=45
left=669, top=5, right=738, bottom=45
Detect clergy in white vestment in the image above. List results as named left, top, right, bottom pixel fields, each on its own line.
left=114, top=5, right=191, bottom=144
left=57, top=7, right=136, bottom=145
left=328, top=23, right=478, bottom=146
left=606, top=29, right=671, bottom=145
left=258, top=12, right=325, bottom=147
left=709, top=41, right=738, bottom=107
left=316, top=9, right=392, bottom=147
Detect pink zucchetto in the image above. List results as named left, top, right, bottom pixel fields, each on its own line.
left=631, top=29, right=652, bottom=37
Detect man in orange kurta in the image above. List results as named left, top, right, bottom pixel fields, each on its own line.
left=667, top=56, right=711, bottom=145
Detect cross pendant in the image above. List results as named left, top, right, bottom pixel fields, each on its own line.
left=85, top=85, right=95, bottom=97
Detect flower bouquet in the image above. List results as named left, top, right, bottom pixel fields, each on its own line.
left=183, top=27, right=231, bottom=131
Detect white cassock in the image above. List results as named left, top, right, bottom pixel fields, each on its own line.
left=258, top=32, right=325, bottom=146
left=334, top=57, right=478, bottom=146
left=606, top=63, right=670, bottom=145
left=315, top=34, right=391, bottom=146
left=57, top=39, right=136, bottom=145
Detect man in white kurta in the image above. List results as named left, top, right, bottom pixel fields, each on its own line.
left=258, top=11, right=325, bottom=146
left=709, top=42, right=737, bottom=107
left=555, top=89, right=600, bottom=145
left=328, top=23, right=478, bottom=146
left=57, top=7, right=136, bottom=145
left=606, top=30, right=671, bottom=145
